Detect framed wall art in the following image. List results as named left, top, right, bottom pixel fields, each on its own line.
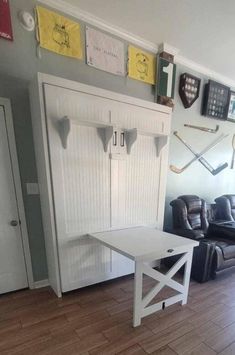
left=128, top=46, right=156, bottom=84
left=157, top=57, right=176, bottom=98
left=86, top=27, right=125, bottom=76
left=201, top=80, right=230, bottom=120
left=227, top=91, right=235, bottom=122
left=36, top=6, right=83, bottom=59
left=179, top=73, right=201, bottom=108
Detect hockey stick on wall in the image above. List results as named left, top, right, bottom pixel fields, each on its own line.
left=231, top=134, right=235, bottom=169
left=184, top=123, right=219, bottom=133
left=170, top=133, right=228, bottom=173
left=173, top=131, right=228, bottom=175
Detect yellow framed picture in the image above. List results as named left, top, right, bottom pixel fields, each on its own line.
left=128, top=45, right=156, bottom=85
left=36, top=6, right=83, bottom=60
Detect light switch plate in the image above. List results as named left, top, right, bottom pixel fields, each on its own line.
left=26, top=183, right=39, bottom=195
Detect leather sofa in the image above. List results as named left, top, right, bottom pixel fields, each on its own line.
left=215, top=194, right=235, bottom=221
left=166, top=195, right=235, bottom=282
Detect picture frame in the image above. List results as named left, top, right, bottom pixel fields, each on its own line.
left=227, top=91, right=235, bottom=122
left=179, top=73, right=201, bottom=108
left=201, top=80, right=230, bottom=120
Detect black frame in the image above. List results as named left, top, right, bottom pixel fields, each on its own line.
left=227, top=91, right=235, bottom=123
left=179, top=73, right=201, bottom=108
left=201, top=80, right=230, bottom=120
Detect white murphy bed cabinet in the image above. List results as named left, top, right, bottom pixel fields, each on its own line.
left=30, top=73, right=172, bottom=296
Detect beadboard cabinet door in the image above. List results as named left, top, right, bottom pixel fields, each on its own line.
left=44, top=85, right=114, bottom=291
left=44, top=85, right=134, bottom=292
left=110, top=104, right=164, bottom=229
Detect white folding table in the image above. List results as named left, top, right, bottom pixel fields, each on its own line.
left=89, top=227, right=199, bottom=327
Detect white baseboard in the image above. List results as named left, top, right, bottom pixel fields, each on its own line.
left=33, top=279, right=49, bottom=289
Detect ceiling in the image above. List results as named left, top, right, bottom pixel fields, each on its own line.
left=64, top=0, right=235, bottom=82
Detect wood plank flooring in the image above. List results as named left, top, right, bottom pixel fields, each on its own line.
left=1, top=267, right=235, bottom=354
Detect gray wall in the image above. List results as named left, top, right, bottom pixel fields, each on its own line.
left=0, top=0, right=234, bottom=281
left=0, top=75, right=47, bottom=281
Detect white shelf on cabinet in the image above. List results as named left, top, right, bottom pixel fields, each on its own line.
left=58, top=117, right=168, bottom=156
left=124, top=128, right=168, bottom=157
left=57, top=116, right=114, bottom=152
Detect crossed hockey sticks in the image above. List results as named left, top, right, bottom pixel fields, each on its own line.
left=170, top=132, right=228, bottom=174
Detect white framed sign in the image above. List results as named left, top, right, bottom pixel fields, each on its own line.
left=86, top=26, right=125, bottom=76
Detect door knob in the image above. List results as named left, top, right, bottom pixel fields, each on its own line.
left=10, top=220, right=18, bottom=227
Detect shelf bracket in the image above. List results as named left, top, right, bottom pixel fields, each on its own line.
left=155, top=136, right=168, bottom=157
left=97, top=126, right=114, bottom=152
left=125, top=128, right=138, bottom=154
left=58, top=116, right=71, bottom=149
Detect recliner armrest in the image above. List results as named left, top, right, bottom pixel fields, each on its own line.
left=171, top=229, right=205, bottom=240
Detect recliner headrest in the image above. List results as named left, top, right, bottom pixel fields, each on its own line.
left=224, top=195, right=235, bottom=209
left=178, top=195, right=202, bottom=214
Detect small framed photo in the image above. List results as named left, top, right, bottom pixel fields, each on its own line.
left=227, top=91, right=235, bottom=122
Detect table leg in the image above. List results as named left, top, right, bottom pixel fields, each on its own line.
left=133, top=260, right=143, bottom=327
left=181, top=249, right=193, bottom=305
left=132, top=248, right=194, bottom=327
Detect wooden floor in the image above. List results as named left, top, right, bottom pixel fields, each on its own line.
left=2, top=268, right=235, bottom=355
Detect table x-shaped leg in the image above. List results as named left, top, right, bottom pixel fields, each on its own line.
left=133, top=249, right=193, bottom=327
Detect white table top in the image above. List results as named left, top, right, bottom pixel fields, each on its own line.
left=89, top=227, right=199, bottom=262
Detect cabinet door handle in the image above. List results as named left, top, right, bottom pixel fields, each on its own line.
left=113, top=131, right=117, bottom=146
left=120, top=132, right=125, bottom=147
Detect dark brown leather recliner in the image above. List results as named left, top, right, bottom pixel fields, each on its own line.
left=215, top=195, right=235, bottom=221
left=167, top=195, right=235, bottom=282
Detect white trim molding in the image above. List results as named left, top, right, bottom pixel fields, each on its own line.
left=33, top=279, right=49, bottom=289
left=176, top=55, right=235, bottom=89
left=38, top=0, right=157, bottom=53
left=39, top=0, right=235, bottom=88
left=158, top=43, right=179, bottom=57
left=0, top=97, right=34, bottom=289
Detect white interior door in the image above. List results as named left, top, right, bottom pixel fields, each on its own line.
left=0, top=107, right=28, bottom=294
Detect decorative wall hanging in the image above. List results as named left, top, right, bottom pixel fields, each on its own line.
left=36, top=6, right=83, bottom=59
left=128, top=46, right=156, bottom=84
left=172, top=131, right=228, bottom=175
left=170, top=133, right=227, bottom=174
left=179, top=73, right=200, bottom=108
left=184, top=123, right=219, bottom=133
left=86, top=26, right=125, bottom=76
left=156, top=53, right=176, bottom=108
left=201, top=80, right=230, bottom=120
left=0, top=0, right=13, bottom=41
left=227, top=91, right=235, bottom=122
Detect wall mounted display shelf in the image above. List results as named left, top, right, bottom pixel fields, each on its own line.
left=58, top=117, right=114, bottom=152
left=125, top=128, right=168, bottom=157
left=58, top=117, right=168, bottom=157
left=179, top=73, right=201, bottom=108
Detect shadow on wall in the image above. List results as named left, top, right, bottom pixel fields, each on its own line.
left=0, top=74, right=47, bottom=282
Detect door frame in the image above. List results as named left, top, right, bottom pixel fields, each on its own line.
left=0, top=97, right=34, bottom=289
